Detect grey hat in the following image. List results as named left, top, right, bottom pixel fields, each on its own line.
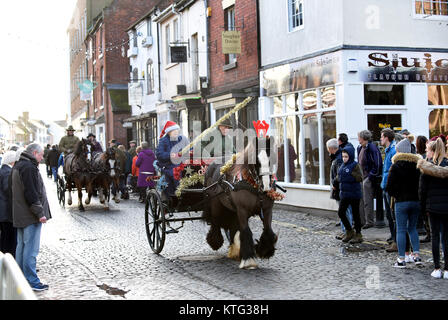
left=396, top=138, right=412, bottom=154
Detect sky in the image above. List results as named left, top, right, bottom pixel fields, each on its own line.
left=0, top=0, right=77, bottom=122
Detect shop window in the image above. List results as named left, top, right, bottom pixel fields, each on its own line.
left=278, top=116, right=300, bottom=183
left=274, top=96, right=284, bottom=115
left=429, top=109, right=448, bottom=138
left=322, top=111, right=336, bottom=185
left=303, top=90, right=317, bottom=110
left=303, top=114, right=319, bottom=185
left=321, top=87, right=336, bottom=108
left=286, top=93, right=298, bottom=113
left=428, top=85, right=448, bottom=105
left=364, top=85, right=404, bottom=105
left=147, top=60, right=154, bottom=95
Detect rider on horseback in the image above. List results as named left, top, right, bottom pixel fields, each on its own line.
left=58, top=125, right=80, bottom=172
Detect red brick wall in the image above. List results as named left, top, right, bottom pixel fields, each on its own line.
left=208, top=0, right=260, bottom=96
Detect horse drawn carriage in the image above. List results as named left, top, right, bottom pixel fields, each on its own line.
left=144, top=135, right=286, bottom=269
left=56, top=139, right=121, bottom=211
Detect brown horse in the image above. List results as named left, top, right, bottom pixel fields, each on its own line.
left=91, top=148, right=120, bottom=209
left=203, top=136, right=279, bottom=269
left=64, top=138, right=94, bottom=211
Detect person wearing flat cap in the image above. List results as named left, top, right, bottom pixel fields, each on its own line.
left=201, top=119, right=235, bottom=159
left=128, top=140, right=137, bottom=158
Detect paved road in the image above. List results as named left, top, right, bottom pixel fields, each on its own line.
left=34, top=169, right=448, bottom=300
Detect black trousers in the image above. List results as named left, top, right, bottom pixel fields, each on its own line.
left=338, top=198, right=362, bottom=233
left=429, top=212, right=448, bottom=270
left=0, top=222, right=17, bottom=257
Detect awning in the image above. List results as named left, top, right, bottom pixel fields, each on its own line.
left=105, top=83, right=130, bottom=113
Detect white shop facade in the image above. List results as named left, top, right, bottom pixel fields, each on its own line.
left=259, top=48, right=448, bottom=212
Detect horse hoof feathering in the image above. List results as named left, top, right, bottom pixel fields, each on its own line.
left=239, top=258, right=258, bottom=270
left=227, top=231, right=241, bottom=260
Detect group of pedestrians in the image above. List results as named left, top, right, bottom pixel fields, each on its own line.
left=328, top=129, right=448, bottom=279
left=0, top=144, right=51, bottom=291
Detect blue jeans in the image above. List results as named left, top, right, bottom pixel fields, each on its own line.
left=51, top=167, right=58, bottom=182
left=58, top=154, right=64, bottom=168
left=395, top=201, right=420, bottom=258
left=339, top=204, right=353, bottom=232
left=383, top=191, right=395, bottom=239
left=15, top=223, right=43, bottom=287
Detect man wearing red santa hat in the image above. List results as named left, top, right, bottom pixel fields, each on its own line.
left=155, top=121, right=190, bottom=197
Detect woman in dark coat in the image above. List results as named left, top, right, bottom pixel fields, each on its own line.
left=135, top=142, right=156, bottom=203
left=418, top=138, right=448, bottom=279
left=386, top=138, right=422, bottom=268
left=0, top=151, right=17, bottom=256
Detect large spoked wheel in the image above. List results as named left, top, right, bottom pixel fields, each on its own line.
left=145, top=189, right=166, bottom=254
left=57, top=176, right=66, bottom=207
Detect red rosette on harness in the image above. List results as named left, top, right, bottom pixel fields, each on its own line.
left=173, top=163, right=186, bottom=181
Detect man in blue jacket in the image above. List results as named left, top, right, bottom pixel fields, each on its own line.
left=357, top=130, right=383, bottom=229
left=380, top=128, right=397, bottom=249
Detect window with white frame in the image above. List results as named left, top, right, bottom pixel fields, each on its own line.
left=224, top=6, right=237, bottom=65
left=288, top=0, right=304, bottom=32
left=165, top=24, right=171, bottom=64
left=415, top=0, right=448, bottom=17
left=147, top=59, right=154, bottom=94
left=271, top=86, right=336, bottom=185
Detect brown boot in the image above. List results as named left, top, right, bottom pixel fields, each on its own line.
left=349, top=232, right=363, bottom=244
left=342, top=230, right=355, bottom=243
left=386, top=241, right=398, bottom=252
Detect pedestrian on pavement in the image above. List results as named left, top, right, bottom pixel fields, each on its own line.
left=416, top=135, right=431, bottom=243
left=385, top=138, right=422, bottom=268
left=399, top=129, right=416, bottom=154
left=128, top=140, right=137, bottom=159
left=327, top=138, right=353, bottom=240
left=336, top=145, right=363, bottom=244
left=380, top=128, right=397, bottom=250
left=44, top=144, right=51, bottom=178
left=118, top=145, right=133, bottom=193
left=417, top=138, right=448, bottom=279
left=357, top=130, right=383, bottom=229
left=47, top=145, right=60, bottom=183
left=135, top=142, right=156, bottom=203
left=0, top=151, right=17, bottom=257
left=131, top=146, right=142, bottom=198
left=11, top=143, right=51, bottom=291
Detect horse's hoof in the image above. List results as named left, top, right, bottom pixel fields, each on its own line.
left=114, top=199, right=120, bottom=204
left=68, top=200, right=72, bottom=206
left=227, top=244, right=240, bottom=261
left=85, top=199, right=90, bottom=205
left=100, top=200, right=105, bottom=204
left=239, top=258, right=258, bottom=270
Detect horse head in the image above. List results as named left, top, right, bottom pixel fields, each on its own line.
left=105, top=148, right=118, bottom=178
left=254, top=136, right=278, bottom=192
left=74, top=138, right=93, bottom=163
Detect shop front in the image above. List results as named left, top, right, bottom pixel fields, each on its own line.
left=260, top=48, right=448, bottom=211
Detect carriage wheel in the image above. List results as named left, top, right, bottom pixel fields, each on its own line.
left=145, top=189, right=166, bottom=254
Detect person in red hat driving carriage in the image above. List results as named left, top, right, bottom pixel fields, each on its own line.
left=155, top=121, right=190, bottom=198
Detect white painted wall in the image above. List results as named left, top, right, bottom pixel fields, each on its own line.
left=128, top=17, right=160, bottom=117
left=343, top=0, right=448, bottom=49
left=259, top=0, right=344, bottom=67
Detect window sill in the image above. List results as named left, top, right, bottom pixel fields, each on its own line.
left=288, top=25, right=304, bottom=34
left=276, top=182, right=331, bottom=191
left=100, top=105, right=104, bottom=110
left=223, top=61, right=237, bottom=71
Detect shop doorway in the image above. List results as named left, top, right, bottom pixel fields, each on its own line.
left=367, top=113, right=402, bottom=146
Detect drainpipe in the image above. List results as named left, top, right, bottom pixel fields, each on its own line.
left=204, top=0, right=210, bottom=127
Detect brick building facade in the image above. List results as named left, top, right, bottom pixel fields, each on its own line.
left=85, top=0, right=159, bottom=148
left=207, top=0, right=260, bottom=129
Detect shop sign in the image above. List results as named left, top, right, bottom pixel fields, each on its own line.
left=261, top=51, right=341, bottom=96
left=171, top=46, right=188, bottom=63
left=222, top=31, right=241, bottom=54
left=361, top=51, right=448, bottom=83
left=128, top=82, right=143, bottom=106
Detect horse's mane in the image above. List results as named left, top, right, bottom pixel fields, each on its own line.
left=74, top=140, right=85, bottom=156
